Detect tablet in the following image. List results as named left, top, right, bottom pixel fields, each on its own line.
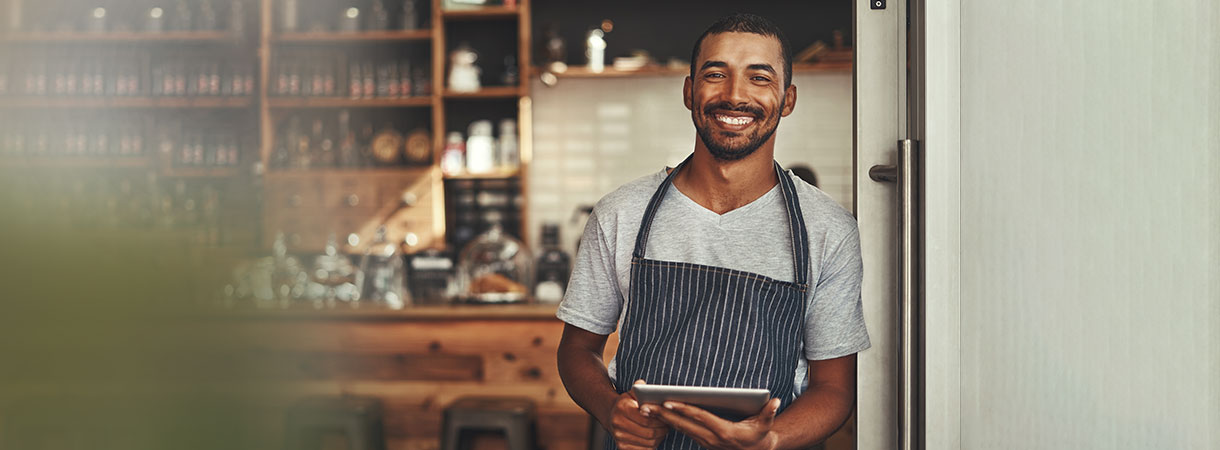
left=632, top=384, right=771, bottom=417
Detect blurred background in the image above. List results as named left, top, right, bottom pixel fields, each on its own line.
left=0, top=0, right=856, bottom=449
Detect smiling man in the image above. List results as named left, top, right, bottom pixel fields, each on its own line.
left=556, top=13, right=870, bottom=450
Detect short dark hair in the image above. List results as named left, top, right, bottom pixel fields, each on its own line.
left=689, top=13, right=793, bottom=88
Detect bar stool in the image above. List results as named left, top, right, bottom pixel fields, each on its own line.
left=284, top=396, right=386, bottom=450
left=441, top=397, right=536, bottom=450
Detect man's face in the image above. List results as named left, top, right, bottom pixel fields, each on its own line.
left=685, top=32, right=795, bottom=162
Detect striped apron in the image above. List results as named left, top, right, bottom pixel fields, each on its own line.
left=608, top=157, right=810, bottom=450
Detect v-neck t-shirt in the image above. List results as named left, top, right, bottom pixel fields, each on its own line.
left=556, top=167, right=871, bottom=395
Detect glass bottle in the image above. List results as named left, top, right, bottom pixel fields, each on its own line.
left=399, top=0, right=418, bottom=30
left=358, top=226, right=409, bottom=309
left=533, top=223, right=571, bottom=303
left=497, top=118, right=518, bottom=170
left=369, top=0, right=390, bottom=30
left=310, top=233, right=360, bottom=308
left=439, top=131, right=465, bottom=176
left=281, top=0, right=298, bottom=32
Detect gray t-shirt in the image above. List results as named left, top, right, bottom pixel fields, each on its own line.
left=556, top=167, right=871, bottom=395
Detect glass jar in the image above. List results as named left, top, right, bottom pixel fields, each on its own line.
left=358, top=226, right=409, bottom=309
left=455, top=221, right=532, bottom=303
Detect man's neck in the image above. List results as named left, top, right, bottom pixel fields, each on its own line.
left=672, top=144, right=779, bottom=215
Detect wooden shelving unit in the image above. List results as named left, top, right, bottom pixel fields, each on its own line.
left=0, top=0, right=533, bottom=252
left=0, top=31, right=242, bottom=44
left=0, top=156, right=152, bottom=169
left=528, top=50, right=854, bottom=79
left=266, top=96, right=432, bottom=108
left=0, top=97, right=256, bottom=109
left=263, top=166, right=432, bottom=177
left=442, top=168, right=520, bottom=180
left=157, top=166, right=244, bottom=178
left=441, top=86, right=522, bottom=99
left=439, top=6, right=520, bottom=20
left=272, top=29, right=432, bottom=43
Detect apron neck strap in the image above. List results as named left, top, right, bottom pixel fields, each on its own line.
left=631, top=155, right=810, bottom=287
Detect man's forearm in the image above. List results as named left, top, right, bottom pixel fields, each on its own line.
left=557, top=343, right=621, bottom=428
left=768, top=383, right=854, bottom=450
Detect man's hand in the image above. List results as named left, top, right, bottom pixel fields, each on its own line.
left=608, top=380, right=670, bottom=449
left=647, top=397, right=782, bottom=450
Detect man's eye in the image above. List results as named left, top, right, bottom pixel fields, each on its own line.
left=752, top=76, right=772, bottom=82
left=705, top=73, right=725, bottom=78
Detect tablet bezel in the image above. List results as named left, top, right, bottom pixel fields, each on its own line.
left=631, top=384, right=772, bottom=417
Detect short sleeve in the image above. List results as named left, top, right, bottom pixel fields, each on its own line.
left=804, top=228, right=871, bottom=360
left=555, top=210, right=624, bottom=335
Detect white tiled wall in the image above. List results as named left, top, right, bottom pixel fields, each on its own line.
left=528, top=71, right=853, bottom=252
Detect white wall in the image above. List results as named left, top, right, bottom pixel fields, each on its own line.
left=953, top=1, right=1220, bottom=448
left=528, top=71, right=853, bottom=253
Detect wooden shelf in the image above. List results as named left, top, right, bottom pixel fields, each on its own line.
left=265, top=166, right=432, bottom=177
left=160, top=166, right=244, bottom=177
left=273, top=30, right=432, bottom=43
left=443, top=169, right=520, bottom=180
left=0, top=156, right=151, bottom=169
left=0, top=31, right=241, bottom=44
left=440, top=6, right=520, bottom=20
left=267, top=96, right=432, bottom=108
left=0, top=96, right=255, bottom=109
left=531, top=60, right=853, bottom=80
left=441, top=86, right=522, bottom=99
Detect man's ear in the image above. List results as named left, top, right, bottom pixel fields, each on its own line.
left=780, top=84, right=797, bottom=117
left=683, top=76, right=693, bottom=111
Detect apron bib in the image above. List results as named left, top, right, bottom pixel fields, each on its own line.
left=608, top=156, right=811, bottom=450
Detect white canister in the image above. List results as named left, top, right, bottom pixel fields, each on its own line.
left=465, top=120, right=495, bottom=174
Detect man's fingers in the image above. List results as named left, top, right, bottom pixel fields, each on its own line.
left=617, top=400, right=661, bottom=428
left=752, top=398, right=781, bottom=427
left=652, top=403, right=718, bottom=443
left=662, top=401, right=725, bottom=429
left=612, top=428, right=663, bottom=448
left=615, top=443, right=654, bottom=450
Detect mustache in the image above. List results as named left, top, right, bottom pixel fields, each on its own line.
left=703, top=102, right=763, bottom=118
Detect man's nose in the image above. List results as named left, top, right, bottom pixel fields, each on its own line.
left=725, top=76, right=750, bottom=107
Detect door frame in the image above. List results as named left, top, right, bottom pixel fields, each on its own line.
left=854, top=0, right=961, bottom=448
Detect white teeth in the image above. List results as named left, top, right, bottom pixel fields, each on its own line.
left=716, top=115, right=753, bottom=126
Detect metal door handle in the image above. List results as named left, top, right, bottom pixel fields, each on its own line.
left=869, top=139, right=921, bottom=450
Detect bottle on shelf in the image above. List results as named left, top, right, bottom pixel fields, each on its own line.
left=502, top=55, right=518, bottom=87
left=397, top=60, right=412, bottom=96
left=281, top=0, right=299, bottom=32
left=348, top=62, right=362, bottom=99
left=400, top=0, right=419, bottom=30
left=199, top=0, right=218, bottom=30
left=465, top=120, right=495, bottom=174
left=339, top=5, right=361, bottom=33
left=7, top=0, right=23, bottom=32
left=172, top=0, right=193, bottom=31
left=498, top=118, right=518, bottom=170
left=337, top=109, right=362, bottom=167
left=533, top=223, right=571, bottom=304
left=311, top=117, right=336, bottom=167
left=369, top=0, right=391, bottom=30
left=147, top=5, right=166, bottom=32
left=229, top=0, right=245, bottom=36
left=440, top=131, right=465, bottom=176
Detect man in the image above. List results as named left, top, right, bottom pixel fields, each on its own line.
left=556, top=13, right=869, bottom=450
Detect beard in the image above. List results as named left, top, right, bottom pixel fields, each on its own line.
left=693, top=100, right=781, bottom=161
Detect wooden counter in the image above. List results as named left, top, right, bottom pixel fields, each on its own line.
left=210, top=303, right=614, bottom=450
left=211, top=303, right=563, bottom=321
